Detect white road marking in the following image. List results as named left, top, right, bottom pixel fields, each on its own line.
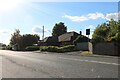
left=59, top=57, right=120, bottom=66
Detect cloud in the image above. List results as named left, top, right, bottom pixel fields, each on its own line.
left=63, top=15, right=88, bottom=22
left=105, top=12, right=120, bottom=21
left=0, top=29, right=11, bottom=35
left=88, top=12, right=104, bottom=20
left=63, top=12, right=119, bottom=22
left=87, top=25, right=95, bottom=29
left=0, top=0, right=25, bottom=13
left=32, top=25, right=51, bottom=34
left=0, top=29, right=12, bottom=45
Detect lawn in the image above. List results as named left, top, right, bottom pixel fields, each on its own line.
left=80, top=51, right=93, bottom=55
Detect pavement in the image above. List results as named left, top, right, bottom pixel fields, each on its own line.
left=0, top=50, right=119, bottom=78
left=0, top=56, right=2, bottom=79
left=34, top=50, right=119, bottom=59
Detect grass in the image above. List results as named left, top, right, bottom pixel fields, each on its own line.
left=80, top=51, right=93, bottom=55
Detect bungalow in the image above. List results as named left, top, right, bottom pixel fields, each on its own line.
left=58, top=31, right=80, bottom=46
left=38, top=36, right=59, bottom=46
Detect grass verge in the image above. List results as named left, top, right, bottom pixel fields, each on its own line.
left=80, top=51, right=93, bottom=55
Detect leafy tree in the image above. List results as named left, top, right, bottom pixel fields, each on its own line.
left=92, top=23, right=109, bottom=43
left=10, top=29, right=40, bottom=50
left=34, top=34, right=40, bottom=40
left=92, top=19, right=120, bottom=43
left=52, top=22, right=67, bottom=36
left=118, top=20, right=120, bottom=32
left=107, top=19, right=118, bottom=41
left=10, top=29, right=22, bottom=50
left=73, top=35, right=89, bottom=45
left=22, top=34, right=40, bottom=49
left=2, top=44, right=6, bottom=47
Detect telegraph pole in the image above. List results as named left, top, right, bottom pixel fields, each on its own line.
left=42, top=26, right=44, bottom=40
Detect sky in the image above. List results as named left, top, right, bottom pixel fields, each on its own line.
left=0, top=0, right=119, bottom=45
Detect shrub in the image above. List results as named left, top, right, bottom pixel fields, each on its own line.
left=40, top=46, right=48, bottom=51
left=25, top=46, right=39, bottom=51
left=1, top=47, right=6, bottom=50
left=59, top=45, right=75, bottom=52
left=40, top=45, right=75, bottom=53
left=47, top=46, right=58, bottom=52
left=73, top=35, right=89, bottom=45
left=40, top=46, right=58, bottom=52
left=5, top=45, right=12, bottom=50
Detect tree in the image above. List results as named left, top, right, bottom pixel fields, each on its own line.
left=2, top=44, right=6, bottom=47
left=52, top=22, right=67, bottom=36
left=92, top=23, right=109, bottom=43
left=22, top=34, right=40, bottom=49
left=107, top=19, right=118, bottom=41
left=92, top=19, right=120, bottom=43
left=10, top=29, right=22, bottom=50
left=34, top=34, right=40, bottom=40
left=10, top=29, right=40, bottom=50
left=73, top=35, right=89, bottom=45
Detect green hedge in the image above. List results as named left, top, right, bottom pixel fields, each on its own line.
left=5, top=46, right=12, bottom=50
left=40, top=46, right=58, bottom=52
left=40, top=45, right=76, bottom=53
left=25, top=45, right=76, bottom=52
left=25, top=46, right=40, bottom=51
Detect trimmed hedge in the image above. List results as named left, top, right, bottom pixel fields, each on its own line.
left=40, top=45, right=76, bottom=53
left=25, top=45, right=76, bottom=52
left=25, top=46, right=39, bottom=51
left=5, top=46, right=12, bottom=50
left=40, top=46, right=58, bottom=52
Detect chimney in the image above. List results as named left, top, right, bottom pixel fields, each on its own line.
left=80, top=31, right=82, bottom=35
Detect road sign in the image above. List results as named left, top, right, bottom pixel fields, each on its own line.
left=86, top=29, right=90, bottom=35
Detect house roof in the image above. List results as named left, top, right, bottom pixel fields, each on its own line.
left=58, top=31, right=79, bottom=42
left=42, top=36, right=58, bottom=42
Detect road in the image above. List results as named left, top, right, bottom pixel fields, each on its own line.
left=0, top=50, right=119, bottom=78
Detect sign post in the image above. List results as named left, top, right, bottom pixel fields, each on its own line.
left=86, top=29, right=90, bottom=53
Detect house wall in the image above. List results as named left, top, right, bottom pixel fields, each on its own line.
left=76, top=42, right=93, bottom=52
left=93, top=42, right=118, bottom=56
left=60, top=41, right=73, bottom=46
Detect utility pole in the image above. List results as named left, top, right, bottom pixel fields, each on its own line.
left=86, top=29, right=90, bottom=53
left=42, top=26, right=44, bottom=40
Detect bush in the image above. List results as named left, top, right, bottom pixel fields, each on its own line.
left=25, top=46, right=40, bottom=51
left=40, top=45, right=75, bottom=53
left=1, top=47, right=6, bottom=50
left=40, top=46, right=58, bottom=52
left=59, top=45, right=75, bottom=52
left=5, top=45, right=12, bottom=50
left=47, top=46, right=58, bottom=52
left=73, top=35, right=89, bottom=45
left=40, top=46, right=48, bottom=51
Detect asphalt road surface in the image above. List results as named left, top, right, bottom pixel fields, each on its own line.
left=0, top=50, right=119, bottom=78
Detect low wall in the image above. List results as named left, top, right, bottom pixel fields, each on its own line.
left=76, top=42, right=93, bottom=52
left=93, top=42, right=118, bottom=56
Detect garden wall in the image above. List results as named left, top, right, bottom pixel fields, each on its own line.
left=93, top=42, right=119, bottom=56
left=76, top=42, right=93, bottom=52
